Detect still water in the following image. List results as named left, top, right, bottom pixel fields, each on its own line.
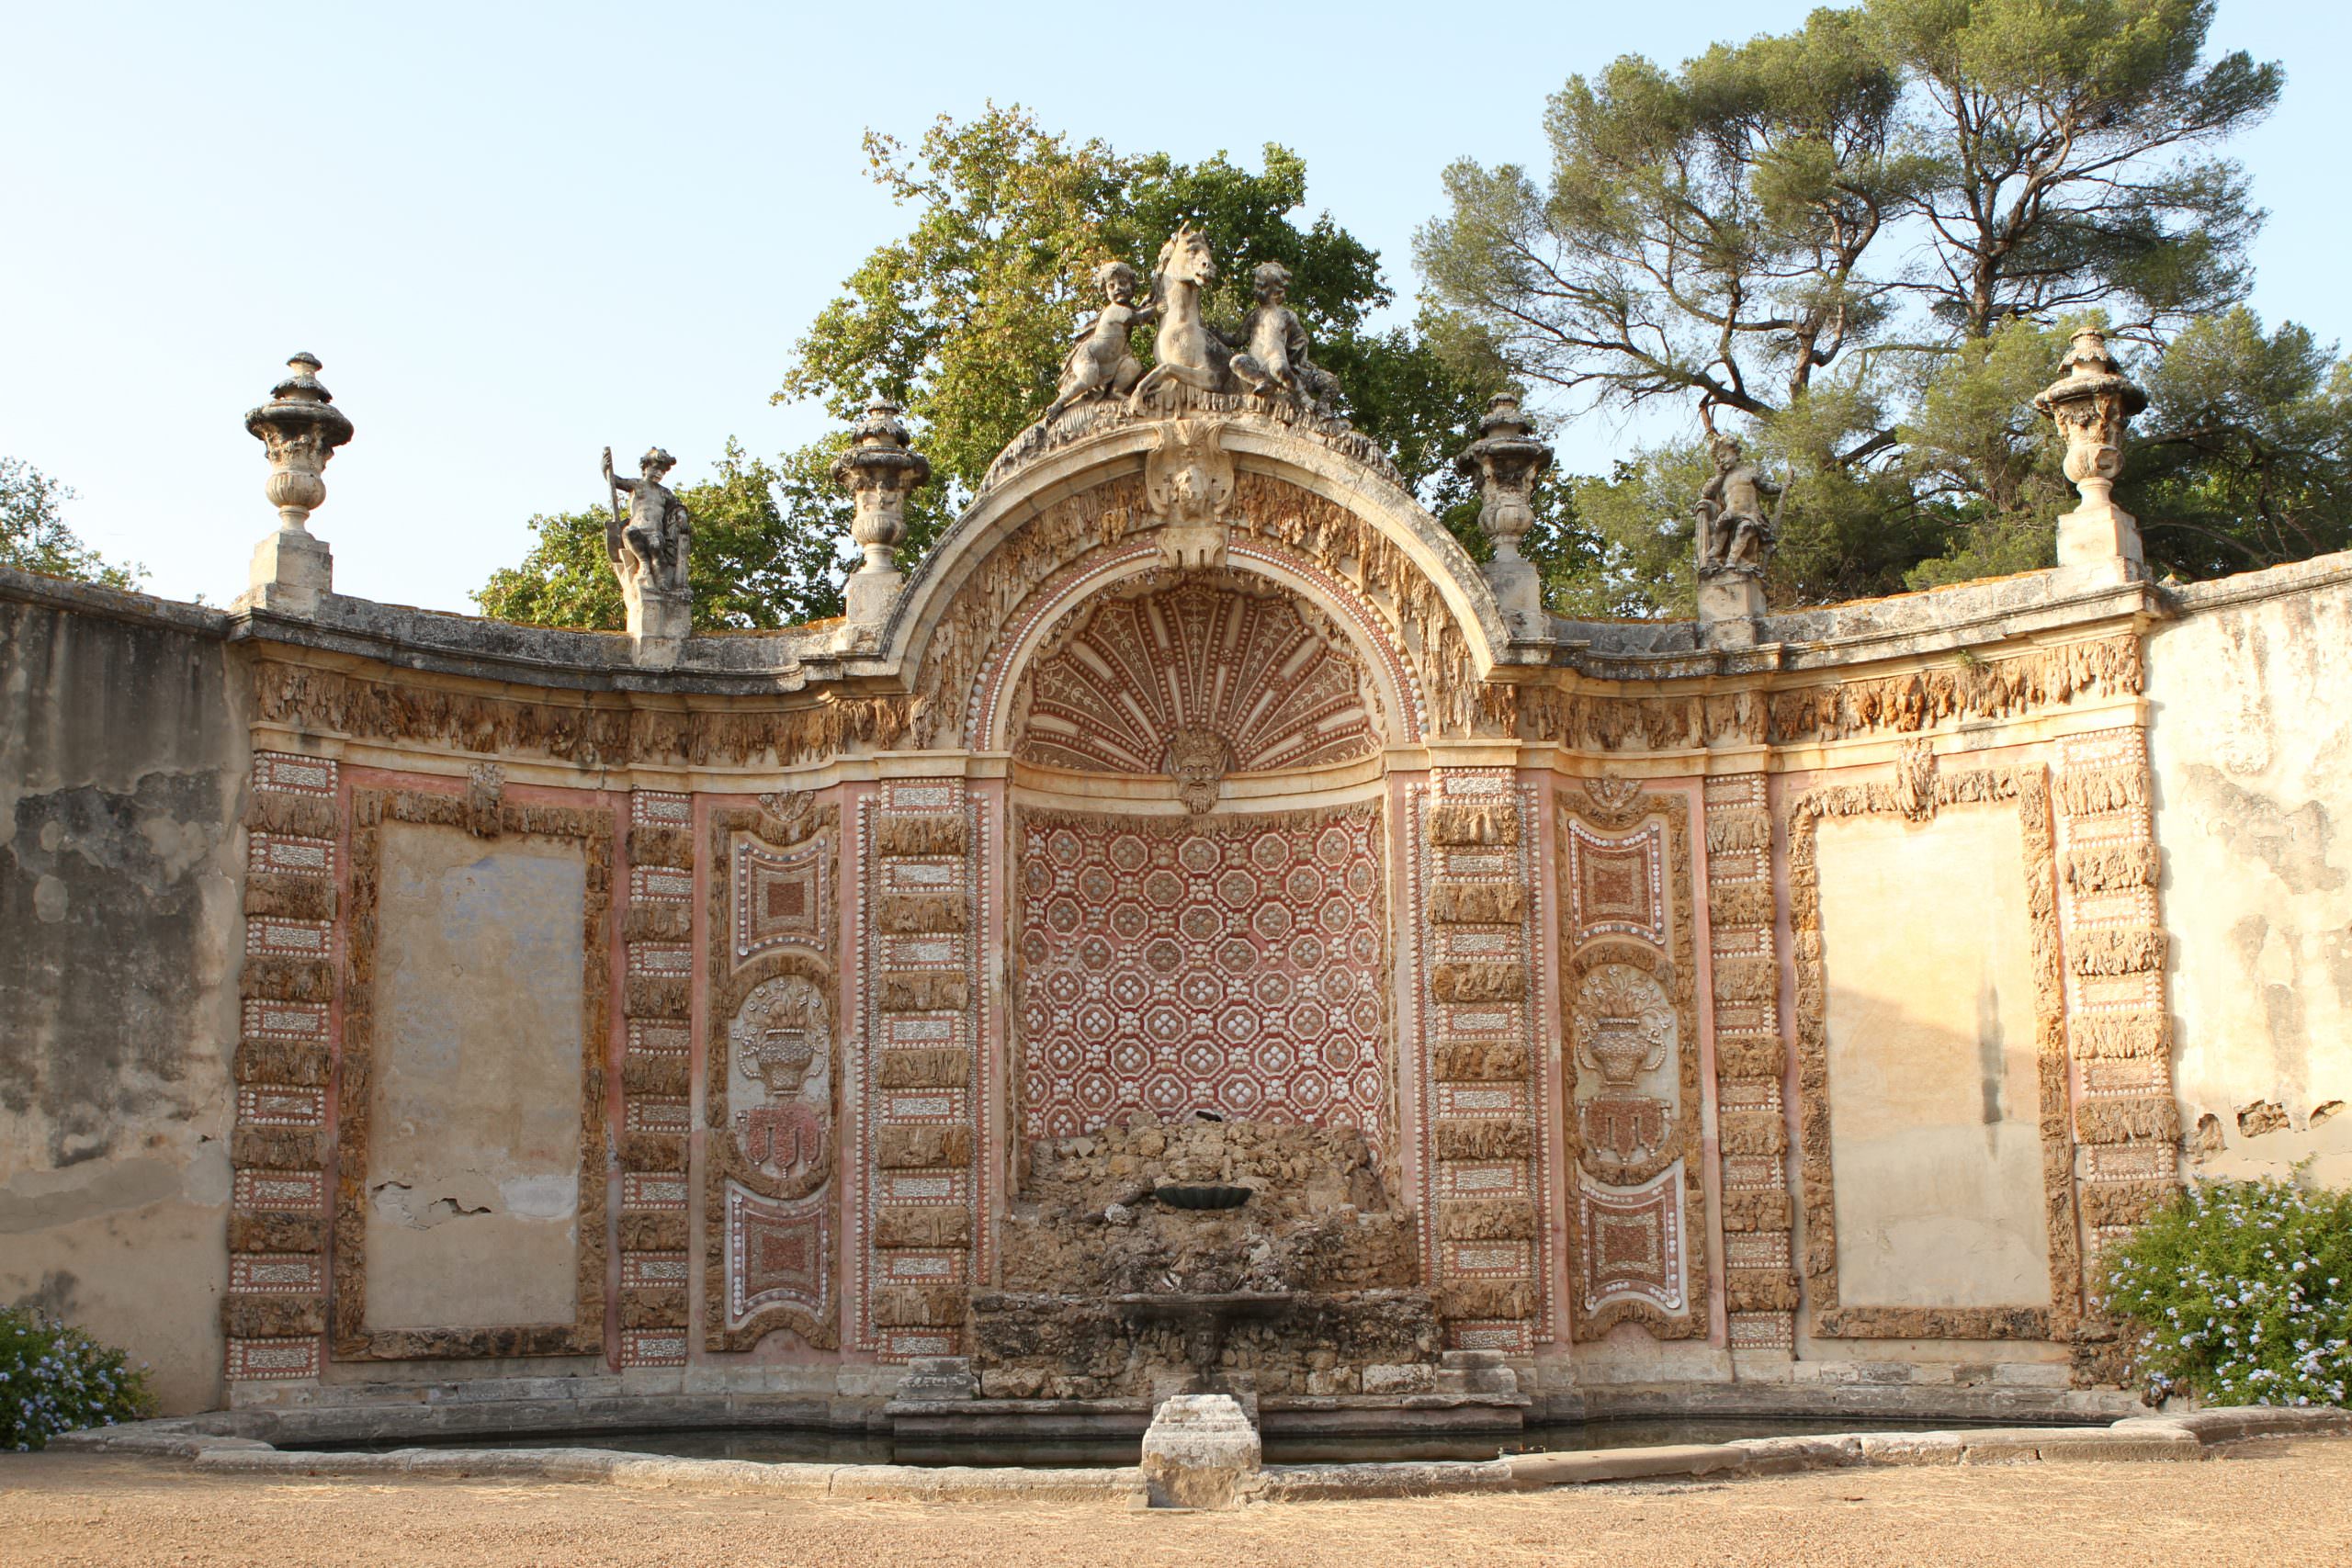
left=319, top=1415, right=2041, bottom=1469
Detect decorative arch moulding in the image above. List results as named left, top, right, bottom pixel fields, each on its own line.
left=964, top=536, right=1429, bottom=755
left=897, top=415, right=1512, bottom=684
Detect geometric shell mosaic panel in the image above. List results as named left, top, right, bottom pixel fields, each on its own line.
left=1015, top=805, right=1387, bottom=1146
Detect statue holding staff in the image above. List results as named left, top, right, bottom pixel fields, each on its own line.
left=603, top=445, right=693, bottom=599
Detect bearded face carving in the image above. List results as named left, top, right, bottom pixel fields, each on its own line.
left=1166, top=727, right=1231, bottom=816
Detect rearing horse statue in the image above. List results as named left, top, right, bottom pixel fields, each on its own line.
left=1126, top=225, right=1233, bottom=413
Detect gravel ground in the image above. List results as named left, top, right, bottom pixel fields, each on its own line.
left=2, top=1439, right=2347, bottom=1567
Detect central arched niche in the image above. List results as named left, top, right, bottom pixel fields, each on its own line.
left=1012, top=570, right=1385, bottom=790
left=1006, top=568, right=1397, bottom=1153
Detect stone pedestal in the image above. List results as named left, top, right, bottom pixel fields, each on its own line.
left=2055, top=502, right=2145, bottom=575
left=1457, top=393, right=1555, bottom=641
left=241, top=527, right=334, bottom=616
left=241, top=353, right=353, bottom=619
left=1482, top=556, right=1544, bottom=637
left=1139, top=1393, right=1261, bottom=1509
left=834, top=400, right=930, bottom=632
left=1698, top=570, right=1765, bottom=647
left=1437, top=1348, right=1519, bottom=1398
left=628, top=587, right=691, bottom=668
left=2036, top=328, right=2149, bottom=584
left=844, top=565, right=905, bottom=626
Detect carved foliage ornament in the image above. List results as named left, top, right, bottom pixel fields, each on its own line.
left=1572, top=964, right=1677, bottom=1168
left=727, top=976, right=832, bottom=1189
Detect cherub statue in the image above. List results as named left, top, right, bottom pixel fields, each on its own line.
left=1228, top=262, right=1340, bottom=412
left=1046, top=261, right=1159, bottom=421
left=604, top=445, right=693, bottom=598
left=1695, top=435, right=1774, bottom=576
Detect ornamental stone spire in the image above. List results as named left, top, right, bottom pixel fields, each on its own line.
left=239, top=352, right=354, bottom=616
left=2034, top=326, right=2151, bottom=577
left=833, top=398, right=930, bottom=627
left=1454, top=393, right=1553, bottom=635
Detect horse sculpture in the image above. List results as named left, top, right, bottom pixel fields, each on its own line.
left=1126, top=225, right=1234, bottom=413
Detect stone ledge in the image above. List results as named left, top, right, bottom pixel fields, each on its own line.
left=51, top=1405, right=2351, bottom=1506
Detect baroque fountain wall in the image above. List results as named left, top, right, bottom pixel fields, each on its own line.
left=6, top=392, right=2349, bottom=1425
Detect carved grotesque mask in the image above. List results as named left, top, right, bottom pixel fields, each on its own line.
left=1166, top=727, right=1231, bottom=816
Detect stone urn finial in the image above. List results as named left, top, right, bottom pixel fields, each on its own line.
left=2033, top=326, right=2150, bottom=573
left=238, top=352, right=355, bottom=616
left=832, top=397, right=930, bottom=626
left=1453, top=392, right=1553, bottom=635
left=246, top=353, right=355, bottom=534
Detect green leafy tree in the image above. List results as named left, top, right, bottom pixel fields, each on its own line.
left=0, top=459, right=143, bottom=589
left=2125, top=308, right=2352, bottom=577
left=474, top=442, right=848, bottom=630
left=1872, top=0, right=2281, bottom=338
left=488, top=107, right=1555, bottom=627
left=1419, top=0, right=2286, bottom=605
left=777, top=105, right=1553, bottom=570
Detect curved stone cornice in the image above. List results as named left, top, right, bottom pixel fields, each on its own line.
left=876, top=412, right=1517, bottom=693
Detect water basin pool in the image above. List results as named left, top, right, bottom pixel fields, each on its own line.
left=314, top=1414, right=2076, bottom=1469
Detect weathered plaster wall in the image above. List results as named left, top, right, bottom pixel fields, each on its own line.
left=1815, top=806, right=2052, bottom=1308
left=2149, top=564, right=2352, bottom=1186
left=364, top=821, right=587, bottom=1331
left=0, top=596, right=245, bottom=1413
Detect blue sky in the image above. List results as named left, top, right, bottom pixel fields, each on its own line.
left=5, top=1, right=2346, bottom=611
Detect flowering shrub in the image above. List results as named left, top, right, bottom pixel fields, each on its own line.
left=2102, top=1176, right=2352, bottom=1407
left=0, top=1306, right=152, bottom=1450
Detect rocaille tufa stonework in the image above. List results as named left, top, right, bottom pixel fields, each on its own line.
left=1, top=231, right=2346, bottom=1440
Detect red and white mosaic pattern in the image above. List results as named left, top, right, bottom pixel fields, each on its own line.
left=1017, top=577, right=1380, bottom=775
left=725, top=1184, right=831, bottom=1327
left=731, top=837, right=827, bottom=963
left=252, top=751, right=337, bottom=797
left=1574, top=1163, right=1688, bottom=1315
left=1014, top=806, right=1388, bottom=1145
left=226, top=1337, right=320, bottom=1381
left=1408, top=770, right=1554, bottom=1347
left=854, top=778, right=992, bottom=1359
left=1703, top=773, right=1797, bottom=1353
left=229, top=750, right=339, bottom=1387
left=1566, top=818, right=1665, bottom=947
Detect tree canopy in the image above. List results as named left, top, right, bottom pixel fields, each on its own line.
left=478, top=107, right=1582, bottom=629
left=473, top=443, right=847, bottom=631
left=476, top=17, right=2349, bottom=633
left=1419, top=0, right=2328, bottom=605
left=1, top=459, right=142, bottom=590
left=775, top=105, right=1543, bottom=561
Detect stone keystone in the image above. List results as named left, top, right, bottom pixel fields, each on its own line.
left=1139, top=1392, right=1261, bottom=1509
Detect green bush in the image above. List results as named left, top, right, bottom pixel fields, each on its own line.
left=0, top=1305, right=153, bottom=1450
left=2102, top=1176, right=2352, bottom=1407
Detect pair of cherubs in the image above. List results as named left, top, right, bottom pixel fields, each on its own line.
left=1044, top=257, right=1338, bottom=421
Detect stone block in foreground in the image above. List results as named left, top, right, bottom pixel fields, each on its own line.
left=1139, top=1393, right=1262, bottom=1509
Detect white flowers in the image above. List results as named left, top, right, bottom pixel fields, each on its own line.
left=2103, top=1175, right=2351, bottom=1408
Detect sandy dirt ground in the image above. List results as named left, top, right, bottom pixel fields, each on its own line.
left=2, top=1439, right=2347, bottom=1568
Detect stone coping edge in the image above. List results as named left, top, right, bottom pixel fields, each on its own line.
left=50, top=1406, right=2352, bottom=1506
